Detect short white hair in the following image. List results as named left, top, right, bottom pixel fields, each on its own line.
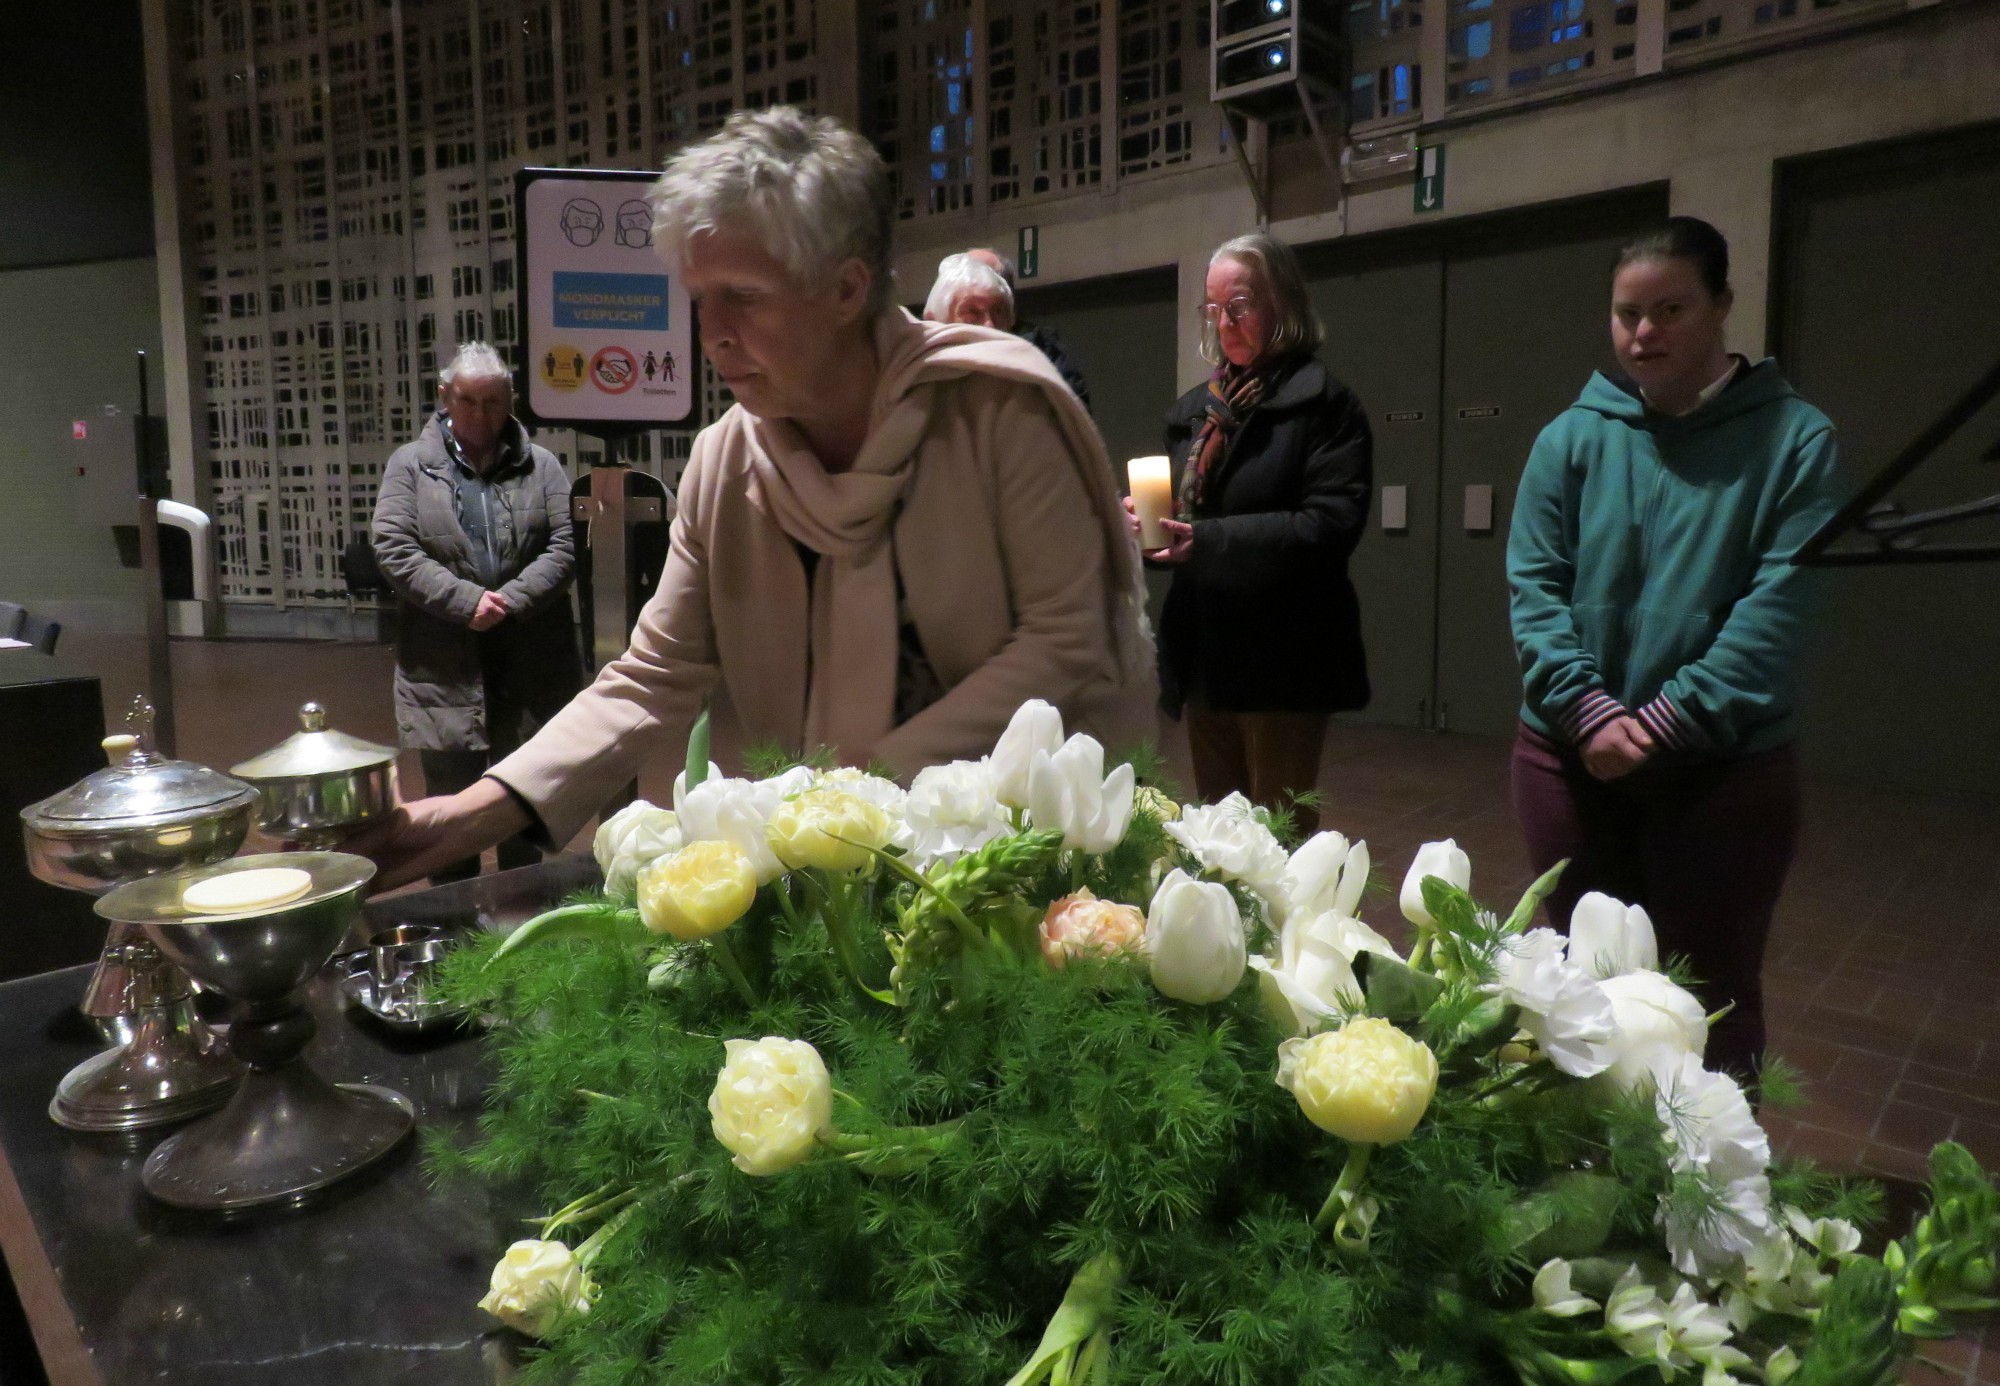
left=648, top=107, right=895, bottom=315
left=923, top=254, right=1014, bottom=323
left=439, top=341, right=511, bottom=389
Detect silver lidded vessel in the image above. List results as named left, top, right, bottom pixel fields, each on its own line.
left=230, top=701, right=398, bottom=849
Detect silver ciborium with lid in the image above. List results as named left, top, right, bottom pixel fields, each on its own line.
left=230, top=701, right=397, bottom=849
left=19, top=698, right=255, bottom=1131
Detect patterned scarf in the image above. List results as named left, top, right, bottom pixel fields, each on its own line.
left=1176, top=359, right=1281, bottom=521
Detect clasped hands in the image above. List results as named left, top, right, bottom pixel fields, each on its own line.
left=470, top=590, right=512, bottom=631
left=1583, top=715, right=1654, bottom=782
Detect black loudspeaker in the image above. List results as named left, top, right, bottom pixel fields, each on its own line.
left=1210, top=0, right=1341, bottom=122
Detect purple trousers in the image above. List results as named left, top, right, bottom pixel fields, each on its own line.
left=1510, top=724, right=1801, bottom=1081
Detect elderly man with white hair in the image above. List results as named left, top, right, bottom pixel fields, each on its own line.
left=361, top=108, right=1155, bottom=888
left=370, top=341, right=582, bottom=882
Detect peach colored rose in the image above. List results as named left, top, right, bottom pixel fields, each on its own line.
left=1038, top=889, right=1146, bottom=969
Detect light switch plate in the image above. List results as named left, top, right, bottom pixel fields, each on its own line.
left=1463, top=484, right=1494, bottom=533
left=1381, top=484, right=1409, bottom=532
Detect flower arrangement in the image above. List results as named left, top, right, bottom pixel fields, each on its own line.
left=432, top=701, right=2000, bottom=1385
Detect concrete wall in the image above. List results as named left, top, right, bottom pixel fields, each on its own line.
left=0, top=257, right=164, bottom=631
left=889, top=1, right=2000, bottom=389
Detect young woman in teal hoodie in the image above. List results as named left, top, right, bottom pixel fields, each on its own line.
left=1507, top=218, right=1844, bottom=1081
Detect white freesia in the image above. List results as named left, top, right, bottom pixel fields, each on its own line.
left=1273, top=830, right=1370, bottom=925
left=1025, top=733, right=1135, bottom=855
left=902, top=759, right=1012, bottom=870
left=1569, top=891, right=1659, bottom=978
left=477, top=1238, right=594, bottom=1338
left=1250, top=910, right=1398, bottom=1037
left=1598, top=970, right=1708, bottom=1093
left=1399, top=839, right=1471, bottom=927
left=1165, top=792, right=1289, bottom=901
left=1145, top=869, right=1247, bottom=1004
left=1532, top=1258, right=1599, bottom=1318
left=674, top=774, right=797, bottom=885
left=708, top=1036, right=834, bottom=1177
left=991, top=699, right=1064, bottom=810
left=1486, top=929, right=1616, bottom=1078
left=592, top=799, right=683, bottom=903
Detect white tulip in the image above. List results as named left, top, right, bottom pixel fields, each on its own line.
left=902, top=759, right=1011, bottom=870
left=1399, top=839, right=1471, bottom=927
left=991, top=699, right=1064, bottom=810
left=477, top=1239, right=594, bottom=1338
left=591, top=799, right=683, bottom=904
left=1598, top=970, right=1707, bottom=1093
left=1145, top=869, right=1247, bottom=1004
left=1024, top=733, right=1135, bottom=855
left=1569, top=891, right=1659, bottom=978
left=1165, top=792, right=1289, bottom=902
left=1251, top=910, right=1397, bottom=1036
left=1276, top=831, right=1370, bottom=925
left=674, top=775, right=793, bottom=884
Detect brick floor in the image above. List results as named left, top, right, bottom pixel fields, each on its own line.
left=51, top=632, right=2000, bottom=1382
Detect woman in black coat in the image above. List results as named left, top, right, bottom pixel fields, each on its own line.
left=1130, top=233, right=1373, bottom=829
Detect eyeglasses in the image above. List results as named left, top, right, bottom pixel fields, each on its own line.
left=1200, top=297, right=1257, bottom=326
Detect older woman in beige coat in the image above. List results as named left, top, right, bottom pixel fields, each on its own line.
left=365, top=107, right=1154, bottom=887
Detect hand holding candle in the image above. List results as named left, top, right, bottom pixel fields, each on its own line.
left=1127, top=456, right=1173, bottom=550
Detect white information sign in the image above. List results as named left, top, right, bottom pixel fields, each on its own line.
left=518, top=169, right=694, bottom=426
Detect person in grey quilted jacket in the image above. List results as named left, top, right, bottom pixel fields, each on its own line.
left=371, top=342, right=582, bottom=881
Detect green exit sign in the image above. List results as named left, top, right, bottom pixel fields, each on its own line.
left=1414, top=145, right=1446, bottom=214
left=1018, top=225, right=1040, bottom=279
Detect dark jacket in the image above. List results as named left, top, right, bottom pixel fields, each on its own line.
left=1019, top=322, right=1091, bottom=412
left=1157, top=356, right=1373, bottom=715
left=372, top=415, right=582, bottom=752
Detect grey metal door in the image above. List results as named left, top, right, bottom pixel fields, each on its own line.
left=1016, top=267, right=1180, bottom=474
left=1774, top=124, right=2000, bottom=794
left=1309, top=253, right=1446, bottom=730
left=1302, top=191, right=1664, bottom=737
left=1435, top=224, right=1635, bottom=738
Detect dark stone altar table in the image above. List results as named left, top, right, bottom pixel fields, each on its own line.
left=0, top=857, right=600, bottom=1385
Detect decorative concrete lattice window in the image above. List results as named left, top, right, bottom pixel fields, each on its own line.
left=1115, top=0, right=1226, bottom=181
left=989, top=0, right=1103, bottom=203
left=184, top=0, right=716, bottom=607
left=1347, top=0, right=1426, bottom=130
left=873, top=0, right=978, bottom=221
left=1441, top=0, right=1632, bottom=112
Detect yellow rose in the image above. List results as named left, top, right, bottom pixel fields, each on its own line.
left=1134, top=785, right=1182, bottom=822
left=1038, top=889, right=1147, bottom=969
left=636, top=839, right=758, bottom=940
left=476, top=1238, right=594, bottom=1338
left=1276, top=1016, right=1438, bottom=1145
left=708, top=1036, right=834, bottom=1176
left=765, top=788, right=892, bottom=874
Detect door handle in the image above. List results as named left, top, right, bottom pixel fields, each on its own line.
left=1462, top=484, right=1494, bottom=534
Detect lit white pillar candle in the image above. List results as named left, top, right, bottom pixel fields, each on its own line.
left=1127, top=455, right=1173, bottom=550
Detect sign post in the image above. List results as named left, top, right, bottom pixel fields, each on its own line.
left=1414, top=145, right=1446, bottom=214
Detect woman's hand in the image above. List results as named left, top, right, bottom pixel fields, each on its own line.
left=1143, top=518, right=1195, bottom=565
left=344, top=778, right=533, bottom=893
left=1120, top=494, right=1143, bottom=540
left=1582, top=716, right=1655, bottom=782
